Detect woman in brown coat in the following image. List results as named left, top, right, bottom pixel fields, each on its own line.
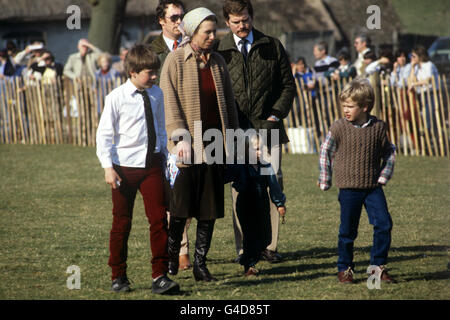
left=160, top=7, right=239, bottom=282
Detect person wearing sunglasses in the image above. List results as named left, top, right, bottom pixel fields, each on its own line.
left=150, top=0, right=185, bottom=86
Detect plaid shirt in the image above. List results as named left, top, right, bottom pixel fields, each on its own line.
left=318, top=117, right=396, bottom=190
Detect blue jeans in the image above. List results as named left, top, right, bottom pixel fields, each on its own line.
left=337, top=187, right=393, bottom=271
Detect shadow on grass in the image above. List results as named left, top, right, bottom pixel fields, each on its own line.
left=280, top=245, right=449, bottom=262
left=215, top=245, right=449, bottom=288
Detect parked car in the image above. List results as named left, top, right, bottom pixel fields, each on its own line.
left=428, top=36, right=450, bottom=87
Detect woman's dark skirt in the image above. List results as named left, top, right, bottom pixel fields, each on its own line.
left=170, top=163, right=224, bottom=220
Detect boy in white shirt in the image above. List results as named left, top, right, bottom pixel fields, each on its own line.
left=96, top=44, right=179, bottom=295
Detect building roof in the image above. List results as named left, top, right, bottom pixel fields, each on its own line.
left=0, top=0, right=158, bottom=21
left=0, top=0, right=342, bottom=38
left=322, top=0, right=404, bottom=45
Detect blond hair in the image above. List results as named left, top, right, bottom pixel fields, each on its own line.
left=339, top=77, right=375, bottom=112
left=96, top=52, right=112, bottom=66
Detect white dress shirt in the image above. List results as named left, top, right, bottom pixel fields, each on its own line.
left=163, top=35, right=181, bottom=51
left=233, top=31, right=254, bottom=54
left=96, top=79, right=167, bottom=168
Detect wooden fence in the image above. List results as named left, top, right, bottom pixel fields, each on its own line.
left=0, top=74, right=449, bottom=157
left=283, top=73, right=449, bottom=157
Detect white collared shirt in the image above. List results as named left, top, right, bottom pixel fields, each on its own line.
left=163, top=35, right=181, bottom=52
left=233, top=30, right=254, bottom=54
left=96, top=79, right=167, bottom=168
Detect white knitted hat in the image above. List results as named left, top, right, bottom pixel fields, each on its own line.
left=178, top=7, right=216, bottom=47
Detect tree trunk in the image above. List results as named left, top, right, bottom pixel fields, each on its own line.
left=87, top=0, right=128, bottom=54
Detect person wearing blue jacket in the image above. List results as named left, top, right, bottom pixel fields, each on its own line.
left=225, top=133, right=286, bottom=276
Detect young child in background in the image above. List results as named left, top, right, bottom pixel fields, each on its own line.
left=96, top=44, right=179, bottom=295
left=225, top=132, right=286, bottom=276
left=318, top=78, right=396, bottom=284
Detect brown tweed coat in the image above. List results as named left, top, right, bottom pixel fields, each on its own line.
left=160, top=44, right=239, bottom=166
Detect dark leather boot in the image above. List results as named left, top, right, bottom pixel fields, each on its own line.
left=193, top=220, right=217, bottom=282
left=167, top=217, right=186, bottom=276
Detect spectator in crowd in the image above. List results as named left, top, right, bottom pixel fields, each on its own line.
left=408, top=45, right=439, bottom=136
left=307, top=41, right=339, bottom=133
left=329, top=50, right=357, bottom=81
left=362, top=50, right=377, bottom=77
left=390, top=48, right=415, bottom=146
left=308, top=41, right=339, bottom=87
left=292, top=56, right=314, bottom=89
left=217, top=0, right=295, bottom=264
left=353, top=34, right=371, bottom=76
left=64, top=38, right=102, bottom=80
left=12, top=41, right=45, bottom=67
left=111, top=47, right=129, bottom=78
left=6, top=40, right=18, bottom=58
left=390, top=48, right=411, bottom=88
left=0, top=49, right=16, bottom=79
left=95, top=53, right=120, bottom=113
left=292, top=56, right=314, bottom=128
left=365, top=48, right=394, bottom=76
left=150, top=0, right=186, bottom=85
left=95, top=52, right=120, bottom=81
left=26, top=50, right=63, bottom=82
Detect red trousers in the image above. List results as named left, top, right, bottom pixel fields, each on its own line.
left=108, top=156, right=168, bottom=280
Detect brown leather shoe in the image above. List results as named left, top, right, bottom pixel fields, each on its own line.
left=370, top=265, right=394, bottom=283
left=244, top=266, right=259, bottom=276
left=179, top=254, right=191, bottom=270
left=337, top=267, right=354, bottom=284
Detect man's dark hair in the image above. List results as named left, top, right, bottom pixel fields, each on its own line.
left=124, top=44, right=160, bottom=78
left=155, top=0, right=185, bottom=25
left=223, top=0, right=254, bottom=20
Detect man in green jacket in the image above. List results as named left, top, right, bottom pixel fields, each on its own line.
left=217, top=0, right=295, bottom=264
left=149, top=0, right=185, bottom=85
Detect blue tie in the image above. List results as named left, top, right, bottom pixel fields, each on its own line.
left=239, top=39, right=248, bottom=60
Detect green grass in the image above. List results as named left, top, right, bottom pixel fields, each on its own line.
left=0, top=144, right=449, bottom=300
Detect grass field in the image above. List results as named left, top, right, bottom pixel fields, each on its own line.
left=0, top=144, right=449, bottom=300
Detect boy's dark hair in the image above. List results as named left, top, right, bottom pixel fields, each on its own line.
left=295, top=56, right=306, bottom=64
left=223, top=0, right=254, bottom=20
left=155, top=0, right=186, bottom=25
left=124, top=44, right=160, bottom=78
left=395, top=48, right=409, bottom=62
left=339, top=77, right=375, bottom=112
left=337, top=50, right=350, bottom=62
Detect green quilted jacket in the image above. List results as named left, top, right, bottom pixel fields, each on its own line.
left=149, top=33, right=170, bottom=86
left=217, top=29, right=295, bottom=144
